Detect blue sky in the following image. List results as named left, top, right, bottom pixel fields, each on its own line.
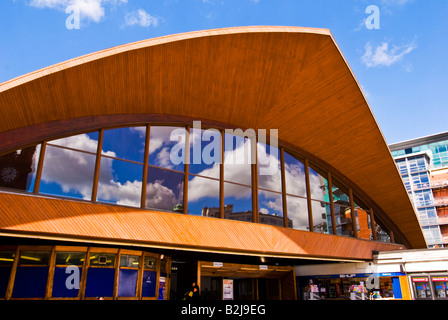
left=1, top=0, right=447, bottom=144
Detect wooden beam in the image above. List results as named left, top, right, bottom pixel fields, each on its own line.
left=280, top=148, right=288, bottom=228
left=304, top=159, right=313, bottom=232
left=349, top=188, right=358, bottom=238
left=141, top=125, right=150, bottom=208
left=33, top=141, right=46, bottom=194
left=91, top=129, right=103, bottom=202
left=327, top=172, right=337, bottom=235
left=183, top=126, right=190, bottom=214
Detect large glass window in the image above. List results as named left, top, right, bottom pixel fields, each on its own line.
left=97, top=157, right=143, bottom=207
left=40, top=133, right=99, bottom=200
left=414, top=190, right=434, bottom=207
left=189, top=127, right=221, bottom=179
left=145, top=166, right=184, bottom=212
left=188, top=175, right=220, bottom=216
left=52, top=251, right=85, bottom=298
left=408, top=156, right=427, bottom=173
left=223, top=182, right=252, bottom=222
left=12, top=251, right=50, bottom=298
left=223, top=133, right=253, bottom=186
left=96, top=127, right=146, bottom=207
left=309, top=166, right=332, bottom=234
left=284, top=152, right=308, bottom=230
left=411, top=172, right=430, bottom=190
left=223, top=133, right=253, bottom=222
left=0, top=123, right=390, bottom=241
left=187, top=128, right=221, bottom=216
left=257, top=142, right=283, bottom=226
left=148, top=126, right=186, bottom=172
left=0, top=145, right=40, bottom=192
left=102, top=127, right=146, bottom=163
left=118, top=254, right=140, bottom=298
left=85, top=252, right=116, bottom=298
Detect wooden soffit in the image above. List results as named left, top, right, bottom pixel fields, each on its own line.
left=0, top=193, right=405, bottom=261
left=0, top=26, right=425, bottom=248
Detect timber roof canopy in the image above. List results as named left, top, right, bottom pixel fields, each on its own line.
left=0, top=26, right=426, bottom=250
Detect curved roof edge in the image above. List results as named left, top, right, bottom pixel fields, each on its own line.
left=0, top=26, right=426, bottom=249
left=0, top=26, right=330, bottom=93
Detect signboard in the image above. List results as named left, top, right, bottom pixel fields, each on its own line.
left=259, top=265, right=268, bottom=270
left=412, top=277, right=429, bottom=282
left=158, top=276, right=166, bottom=300
left=213, top=262, right=223, bottom=267
left=223, top=279, right=233, bottom=300
left=432, top=277, right=448, bottom=282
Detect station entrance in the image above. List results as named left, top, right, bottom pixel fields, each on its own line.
left=198, top=261, right=296, bottom=300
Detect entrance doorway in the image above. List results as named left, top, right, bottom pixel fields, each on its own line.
left=198, top=261, right=296, bottom=300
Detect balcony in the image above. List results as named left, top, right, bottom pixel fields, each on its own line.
left=431, top=179, right=448, bottom=189
left=415, top=199, right=435, bottom=207
left=434, top=197, right=448, bottom=207
left=438, top=216, right=448, bottom=225
left=412, top=182, right=431, bottom=190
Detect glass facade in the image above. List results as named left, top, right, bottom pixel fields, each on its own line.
left=391, top=138, right=448, bottom=169
left=0, top=246, right=169, bottom=300
left=0, top=124, right=392, bottom=242
left=393, top=153, right=443, bottom=247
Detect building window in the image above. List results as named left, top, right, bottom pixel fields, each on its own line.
left=52, top=251, right=85, bottom=298
left=12, top=251, right=51, bottom=298
left=0, top=251, right=15, bottom=298
left=0, top=123, right=390, bottom=242
left=0, top=145, right=40, bottom=192
left=40, top=133, right=99, bottom=200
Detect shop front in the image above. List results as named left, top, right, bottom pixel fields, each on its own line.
left=297, top=272, right=405, bottom=300
left=410, top=274, right=448, bottom=300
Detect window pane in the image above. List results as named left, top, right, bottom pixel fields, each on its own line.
left=0, top=252, right=15, bottom=298
left=0, top=144, right=40, bottom=192
left=332, top=184, right=350, bottom=206
left=146, top=166, right=184, bottom=212
left=188, top=175, right=220, bottom=216
left=189, top=128, right=221, bottom=178
left=55, top=252, right=85, bottom=266
left=90, top=253, right=115, bottom=267
left=223, top=133, right=253, bottom=186
left=284, top=152, right=306, bottom=197
left=334, top=204, right=354, bottom=237
left=258, top=190, right=284, bottom=227
left=120, top=255, right=140, bottom=268
left=49, top=132, right=99, bottom=153
left=102, top=126, right=146, bottom=163
left=97, top=157, right=143, bottom=207
left=309, top=166, right=330, bottom=202
left=144, top=257, right=156, bottom=270
left=257, top=142, right=281, bottom=192
left=223, top=182, right=252, bottom=222
left=40, top=145, right=95, bottom=200
left=19, top=251, right=50, bottom=266
left=311, top=200, right=332, bottom=234
left=286, top=195, right=308, bottom=231
left=149, top=126, right=186, bottom=172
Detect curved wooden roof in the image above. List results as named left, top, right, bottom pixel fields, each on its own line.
left=0, top=26, right=426, bottom=249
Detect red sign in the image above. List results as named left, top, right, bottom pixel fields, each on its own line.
left=412, top=277, right=428, bottom=282
left=432, top=277, right=448, bottom=282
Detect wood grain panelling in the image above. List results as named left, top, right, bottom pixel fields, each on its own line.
left=0, top=26, right=425, bottom=248
left=0, top=193, right=404, bottom=261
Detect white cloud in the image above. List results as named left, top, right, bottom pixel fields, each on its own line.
left=29, top=0, right=127, bottom=23
left=124, top=9, right=159, bottom=27
left=361, top=40, right=416, bottom=68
